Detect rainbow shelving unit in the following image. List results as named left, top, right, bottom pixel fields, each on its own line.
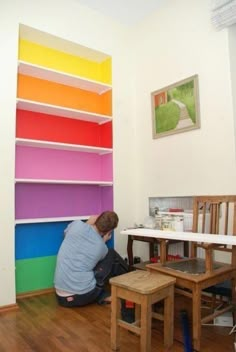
left=15, top=24, right=113, bottom=295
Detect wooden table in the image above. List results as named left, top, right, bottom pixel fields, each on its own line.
left=122, top=228, right=236, bottom=351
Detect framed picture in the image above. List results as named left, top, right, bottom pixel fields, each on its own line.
left=151, top=75, right=200, bottom=139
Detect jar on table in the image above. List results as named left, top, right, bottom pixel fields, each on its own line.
left=155, top=214, right=163, bottom=229
left=161, top=216, right=174, bottom=231
left=173, top=216, right=184, bottom=231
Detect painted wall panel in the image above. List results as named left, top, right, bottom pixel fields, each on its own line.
left=15, top=256, right=57, bottom=294
left=15, top=221, right=114, bottom=293
left=19, top=39, right=112, bottom=84
left=101, top=186, right=113, bottom=211
left=16, top=109, right=112, bottom=148
left=100, top=120, right=113, bottom=147
left=15, top=183, right=113, bottom=219
left=101, top=153, right=113, bottom=180
left=15, top=222, right=70, bottom=259
left=16, top=146, right=112, bottom=181
left=17, top=74, right=112, bottom=116
left=106, top=231, right=114, bottom=249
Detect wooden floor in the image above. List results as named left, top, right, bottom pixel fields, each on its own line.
left=0, top=293, right=234, bottom=352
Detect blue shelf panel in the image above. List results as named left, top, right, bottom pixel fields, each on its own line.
left=15, top=221, right=114, bottom=260
left=15, top=221, right=70, bottom=259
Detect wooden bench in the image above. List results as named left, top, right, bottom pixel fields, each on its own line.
left=110, top=270, right=176, bottom=352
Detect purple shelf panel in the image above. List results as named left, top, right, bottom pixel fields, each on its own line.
left=15, top=146, right=113, bottom=181
left=15, top=183, right=113, bottom=219
left=101, top=186, right=113, bottom=211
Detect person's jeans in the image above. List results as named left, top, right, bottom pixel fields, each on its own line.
left=56, top=285, right=102, bottom=307
left=94, top=248, right=129, bottom=287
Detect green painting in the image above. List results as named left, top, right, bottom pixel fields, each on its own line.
left=151, top=75, right=200, bottom=138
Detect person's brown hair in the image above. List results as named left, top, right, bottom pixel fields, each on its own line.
left=95, top=211, right=119, bottom=236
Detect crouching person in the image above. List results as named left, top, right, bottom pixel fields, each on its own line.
left=54, top=211, right=129, bottom=307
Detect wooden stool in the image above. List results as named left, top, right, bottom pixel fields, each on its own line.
left=110, top=270, right=176, bottom=352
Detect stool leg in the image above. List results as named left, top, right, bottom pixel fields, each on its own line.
left=140, top=295, right=152, bottom=352
left=111, top=286, right=120, bottom=351
left=135, top=303, right=141, bottom=326
left=164, top=286, right=174, bottom=348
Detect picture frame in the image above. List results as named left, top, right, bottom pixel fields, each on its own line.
left=151, top=75, right=200, bottom=139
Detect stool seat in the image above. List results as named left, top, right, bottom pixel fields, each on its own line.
left=110, top=270, right=176, bottom=293
left=110, top=271, right=176, bottom=352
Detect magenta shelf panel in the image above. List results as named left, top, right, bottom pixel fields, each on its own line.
left=15, top=183, right=113, bottom=219
left=15, top=146, right=113, bottom=181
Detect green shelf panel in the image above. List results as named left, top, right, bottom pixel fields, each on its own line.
left=15, top=255, right=57, bottom=294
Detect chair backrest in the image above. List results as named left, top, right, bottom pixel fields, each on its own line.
left=191, top=195, right=236, bottom=272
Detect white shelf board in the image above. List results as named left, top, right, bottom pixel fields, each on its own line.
left=19, top=25, right=110, bottom=64
left=16, top=138, right=112, bottom=155
left=18, top=60, right=112, bottom=94
left=16, top=98, right=112, bottom=124
left=15, top=215, right=90, bottom=225
left=15, top=178, right=113, bottom=186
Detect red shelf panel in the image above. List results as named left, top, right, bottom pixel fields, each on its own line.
left=16, top=109, right=112, bottom=148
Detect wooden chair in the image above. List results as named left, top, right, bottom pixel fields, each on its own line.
left=146, top=195, right=236, bottom=351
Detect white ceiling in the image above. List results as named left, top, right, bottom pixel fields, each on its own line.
left=74, top=0, right=165, bottom=26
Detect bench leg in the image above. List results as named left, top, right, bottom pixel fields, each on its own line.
left=140, top=295, right=152, bottom=352
left=111, top=287, right=120, bottom=351
left=164, top=286, right=174, bottom=347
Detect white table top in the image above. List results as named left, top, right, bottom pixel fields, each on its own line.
left=121, top=228, right=236, bottom=246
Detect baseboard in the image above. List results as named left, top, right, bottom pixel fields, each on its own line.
left=0, top=288, right=55, bottom=313
left=16, top=287, right=55, bottom=300
left=0, top=303, right=19, bottom=314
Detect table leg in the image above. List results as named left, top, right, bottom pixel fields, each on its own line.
left=127, top=235, right=134, bottom=269
left=192, top=286, right=201, bottom=351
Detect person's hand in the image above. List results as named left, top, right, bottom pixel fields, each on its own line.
left=103, top=232, right=112, bottom=243
left=87, top=215, right=98, bottom=225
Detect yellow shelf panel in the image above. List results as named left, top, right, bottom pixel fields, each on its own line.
left=19, top=39, right=112, bottom=84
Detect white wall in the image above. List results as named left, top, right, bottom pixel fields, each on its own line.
left=228, top=24, right=236, bottom=159
left=132, top=0, right=236, bottom=223
left=128, top=0, right=236, bottom=260
left=0, top=5, right=18, bottom=307
left=0, top=0, right=136, bottom=306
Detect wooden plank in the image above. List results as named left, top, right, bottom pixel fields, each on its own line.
left=121, top=228, right=236, bottom=246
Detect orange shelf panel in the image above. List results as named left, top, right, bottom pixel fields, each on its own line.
left=17, top=74, right=112, bottom=116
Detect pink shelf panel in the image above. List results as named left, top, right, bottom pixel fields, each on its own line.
left=15, top=146, right=113, bottom=181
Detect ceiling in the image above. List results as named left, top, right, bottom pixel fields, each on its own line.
left=74, top=0, right=165, bottom=26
